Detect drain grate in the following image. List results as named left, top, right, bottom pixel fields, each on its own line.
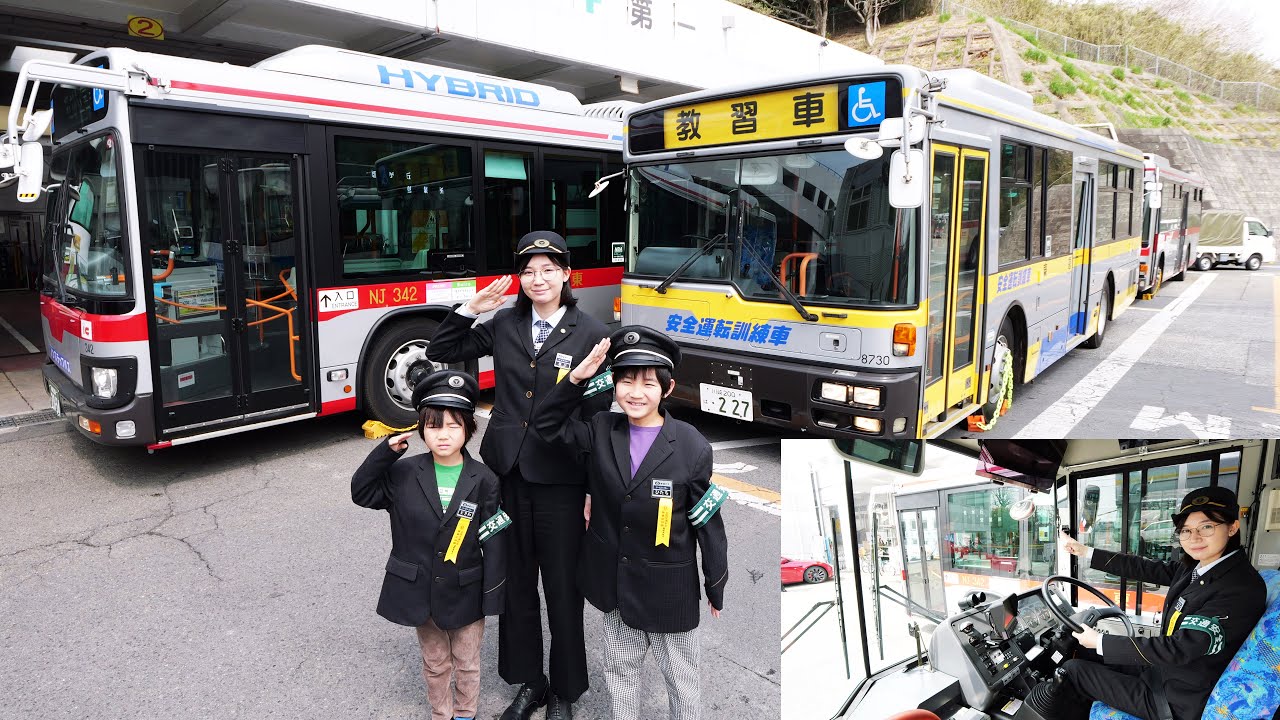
left=0, top=409, right=62, bottom=429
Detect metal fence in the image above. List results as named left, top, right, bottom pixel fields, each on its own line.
left=937, top=0, right=1278, bottom=111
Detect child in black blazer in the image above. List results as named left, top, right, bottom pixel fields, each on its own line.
left=352, top=370, right=511, bottom=720
left=535, top=326, right=729, bottom=720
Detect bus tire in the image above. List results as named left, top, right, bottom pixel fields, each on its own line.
left=1149, top=259, right=1164, bottom=298
left=1246, top=254, right=1263, bottom=271
left=1195, top=255, right=1213, bottom=272
left=1084, top=283, right=1110, bottom=349
left=362, top=318, right=445, bottom=429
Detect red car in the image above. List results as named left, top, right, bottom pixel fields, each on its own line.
left=781, top=557, right=833, bottom=585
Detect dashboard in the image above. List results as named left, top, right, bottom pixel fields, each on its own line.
left=929, top=590, right=1068, bottom=713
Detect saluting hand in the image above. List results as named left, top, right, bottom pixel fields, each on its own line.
left=569, top=337, right=611, bottom=384
left=387, top=432, right=413, bottom=453
left=464, top=275, right=513, bottom=315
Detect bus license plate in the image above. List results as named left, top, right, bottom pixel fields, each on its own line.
left=699, top=384, right=753, bottom=422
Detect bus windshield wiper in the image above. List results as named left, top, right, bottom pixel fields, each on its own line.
left=737, top=235, right=819, bottom=322
left=654, top=232, right=727, bottom=295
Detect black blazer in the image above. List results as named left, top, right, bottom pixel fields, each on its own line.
left=351, top=442, right=507, bottom=629
left=536, top=379, right=729, bottom=634
left=1089, top=548, right=1266, bottom=719
left=427, top=304, right=611, bottom=484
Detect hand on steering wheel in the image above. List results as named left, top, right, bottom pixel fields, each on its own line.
left=1040, top=574, right=1135, bottom=637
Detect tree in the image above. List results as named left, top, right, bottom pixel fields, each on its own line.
left=751, top=0, right=832, bottom=37
left=845, top=0, right=903, bottom=47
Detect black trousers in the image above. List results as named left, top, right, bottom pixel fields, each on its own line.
left=1059, top=649, right=1167, bottom=720
left=497, top=469, right=588, bottom=701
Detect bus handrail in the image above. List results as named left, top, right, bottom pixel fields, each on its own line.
left=780, top=252, right=818, bottom=296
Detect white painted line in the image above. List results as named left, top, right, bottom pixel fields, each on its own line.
left=0, top=316, right=38, bottom=354
left=1013, top=273, right=1217, bottom=438
left=1130, top=406, right=1231, bottom=438
left=710, top=437, right=780, bottom=451
left=713, top=461, right=759, bottom=474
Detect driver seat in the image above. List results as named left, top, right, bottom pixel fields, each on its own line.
left=1088, top=569, right=1280, bottom=720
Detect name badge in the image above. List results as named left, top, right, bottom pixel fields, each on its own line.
left=652, top=479, right=673, bottom=499
left=457, top=500, right=477, bottom=519
left=554, top=353, right=573, bottom=369
left=1174, top=596, right=1186, bottom=612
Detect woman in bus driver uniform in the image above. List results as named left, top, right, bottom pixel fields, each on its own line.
left=1057, top=486, right=1265, bottom=720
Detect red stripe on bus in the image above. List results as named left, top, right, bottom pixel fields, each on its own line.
left=316, top=267, right=623, bottom=320
left=319, top=397, right=357, bottom=416
left=166, top=80, right=614, bottom=141
left=40, top=295, right=149, bottom=343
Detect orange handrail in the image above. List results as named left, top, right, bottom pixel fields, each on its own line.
left=151, top=250, right=176, bottom=281
left=780, top=252, right=818, bottom=296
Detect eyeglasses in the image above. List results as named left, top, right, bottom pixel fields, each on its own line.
left=1176, top=523, right=1223, bottom=540
left=519, top=268, right=565, bottom=281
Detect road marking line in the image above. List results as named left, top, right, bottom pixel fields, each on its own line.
left=1252, top=275, right=1280, bottom=415
left=713, top=473, right=781, bottom=516
left=1130, top=405, right=1231, bottom=438
left=1013, top=273, right=1216, bottom=438
left=0, top=316, right=38, bottom=354
left=710, top=437, right=780, bottom=451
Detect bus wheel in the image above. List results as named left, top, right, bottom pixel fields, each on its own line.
left=1084, top=284, right=1110, bottom=349
left=1246, top=254, right=1263, bottom=271
left=363, top=319, right=444, bottom=428
left=1195, top=255, right=1213, bottom=272
left=978, top=325, right=1017, bottom=427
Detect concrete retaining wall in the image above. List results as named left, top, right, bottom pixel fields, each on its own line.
left=1117, top=129, right=1280, bottom=228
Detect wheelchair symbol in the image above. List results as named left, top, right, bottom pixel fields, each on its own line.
left=850, top=86, right=882, bottom=124
left=92, top=88, right=105, bottom=110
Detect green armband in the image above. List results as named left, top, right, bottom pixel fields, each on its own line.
left=477, top=508, right=512, bottom=544
left=582, top=369, right=614, bottom=398
left=688, top=484, right=728, bottom=528
left=1179, top=614, right=1225, bottom=655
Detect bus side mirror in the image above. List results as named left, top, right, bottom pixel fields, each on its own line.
left=889, top=149, right=923, bottom=209
left=15, top=141, right=44, bottom=203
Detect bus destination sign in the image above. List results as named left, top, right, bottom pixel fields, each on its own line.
left=628, top=77, right=903, bottom=155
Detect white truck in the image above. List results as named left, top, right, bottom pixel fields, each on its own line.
left=1195, top=211, right=1275, bottom=271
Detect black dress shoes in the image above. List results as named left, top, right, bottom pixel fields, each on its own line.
left=499, top=677, right=548, bottom=720
left=545, top=692, right=573, bottom=720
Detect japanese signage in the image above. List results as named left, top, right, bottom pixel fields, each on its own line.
left=628, top=77, right=904, bottom=155
left=664, top=312, right=792, bottom=347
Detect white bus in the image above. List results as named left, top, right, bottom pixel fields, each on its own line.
left=1, top=45, right=627, bottom=447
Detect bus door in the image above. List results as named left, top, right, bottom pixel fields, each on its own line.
left=923, top=145, right=990, bottom=423
left=140, top=149, right=311, bottom=434
left=1068, top=169, right=1096, bottom=336
left=897, top=507, right=947, bottom=617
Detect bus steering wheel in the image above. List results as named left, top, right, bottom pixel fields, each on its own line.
left=1040, top=574, right=1135, bottom=636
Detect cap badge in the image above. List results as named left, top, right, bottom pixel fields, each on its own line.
left=1193, top=496, right=1208, bottom=505
left=448, top=376, right=464, bottom=388
left=534, top=238, right=550, bottom=248
left=624, top=331, right=640, bottom=345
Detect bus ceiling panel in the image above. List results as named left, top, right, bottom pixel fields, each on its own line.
left=130, top=106, right=307, bottom=154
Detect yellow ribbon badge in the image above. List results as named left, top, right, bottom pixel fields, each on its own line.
left=653, top=479, right=674, bottom=547
left=445, top=501, right=478, bottom=563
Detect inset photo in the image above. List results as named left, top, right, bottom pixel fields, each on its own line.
left=782, top=439, right=1280, bottom=720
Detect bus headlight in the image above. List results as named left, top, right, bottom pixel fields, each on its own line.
left=853, top=416, right=882, bottom=433
left=852, top=386, right=882, bottom=407
left=91, top=367, right=118, bottom=399
left=820, top=382, right=848, bottom=402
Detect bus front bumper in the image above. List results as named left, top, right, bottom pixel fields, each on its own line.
left=671, top=346, right=919, bottom=439
left=44, top=364, right=156, bottom=446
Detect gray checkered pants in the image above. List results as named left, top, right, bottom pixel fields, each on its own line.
left=602, top=609, right=701, bottom=720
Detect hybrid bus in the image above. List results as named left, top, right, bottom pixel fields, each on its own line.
left=0, top=46, right=627, bottom=447
left=1138, top=153, right=1204, bottom=296
left=781, top=438, right=1280, bottom=720
left=617, top=65, right=1150, bottom=440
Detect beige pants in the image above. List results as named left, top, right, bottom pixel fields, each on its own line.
left=415, top=618, right=485, bottom=720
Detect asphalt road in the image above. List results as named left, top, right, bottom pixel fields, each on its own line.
left=945, top=264, right=1280, bottom=439
left=0, top=399, right=782, bottom=719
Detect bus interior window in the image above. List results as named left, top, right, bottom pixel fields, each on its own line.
left=483, top=149, right=533, bottom=272
left=544, top=157, right=606, bottom=269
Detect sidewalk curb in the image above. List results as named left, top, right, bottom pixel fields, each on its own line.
left=0, top=414, right=71, bottom=445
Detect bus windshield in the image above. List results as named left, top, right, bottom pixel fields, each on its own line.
left=629, top=150, right=918, bottom=308
left=44, top=134, right=130, bottom=300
